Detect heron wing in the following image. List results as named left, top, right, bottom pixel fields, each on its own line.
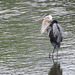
left=53, top=23, right=63, bottom=43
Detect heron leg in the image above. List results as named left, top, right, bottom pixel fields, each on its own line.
left=52, top=45, right=56, bottom=56
left=52, top=48, right=55, bottom=56
left=49, top=48, right=55, bottom=58
left=56, top=49, right=59, bottom=60
left=57, top=49, right=58, bottom=56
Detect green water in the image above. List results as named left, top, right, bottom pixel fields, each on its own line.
left=0, top=0, right=75, bottom=75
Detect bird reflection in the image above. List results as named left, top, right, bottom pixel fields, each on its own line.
left=48, top=57, right=62, bottom=75
left=36, top=14, right=63, bottom=75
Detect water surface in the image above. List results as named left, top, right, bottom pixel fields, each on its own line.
left=0, top=0, right=75, bottom=75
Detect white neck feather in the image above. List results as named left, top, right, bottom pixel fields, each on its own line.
left=41, top=21, right=50, bottom=34
left=41, top=15, right=52, bottom=34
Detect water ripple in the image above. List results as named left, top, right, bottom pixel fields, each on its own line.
left=0, top=0, right=75, bottom=75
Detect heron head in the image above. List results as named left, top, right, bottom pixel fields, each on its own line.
left=35, top=14, right=52, bottom=22
left=35, top=14, right=53, bottom=34
left=44, top=15, right=52, bottom=22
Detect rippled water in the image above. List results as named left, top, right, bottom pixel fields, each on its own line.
left=0, top=0, right=75, bottom=75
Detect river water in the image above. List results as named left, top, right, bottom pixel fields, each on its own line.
left=0, top=0, right=75, bottom=75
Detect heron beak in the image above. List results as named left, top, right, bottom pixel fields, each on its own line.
left=35, top=18, right=44, bottom=22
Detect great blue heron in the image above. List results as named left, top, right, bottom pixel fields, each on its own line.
left=36, top=14, right=63, bottom=57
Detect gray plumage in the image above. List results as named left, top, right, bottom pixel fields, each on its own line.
left=47, top=20, right=63, bottom=49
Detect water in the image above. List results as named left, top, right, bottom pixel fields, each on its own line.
left=0, top=0, right=75, bottom=75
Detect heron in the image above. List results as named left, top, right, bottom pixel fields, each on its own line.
left=36, top=14, right=63, bottom=57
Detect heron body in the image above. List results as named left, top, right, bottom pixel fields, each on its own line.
left=47, top=20, right=62, bottom=50
left=36, top=14, right=63, bottom=55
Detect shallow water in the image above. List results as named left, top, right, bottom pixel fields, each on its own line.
left=0, top=0, right=75, bottom=75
